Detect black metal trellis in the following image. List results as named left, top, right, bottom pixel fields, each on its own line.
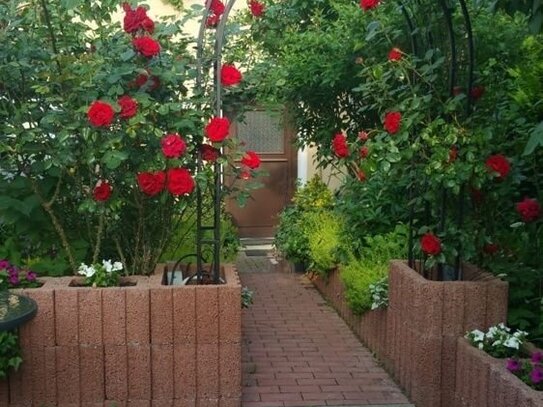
left=191, top=0, right=238, bottom=285
left=401, top=0, right=476, bottom=281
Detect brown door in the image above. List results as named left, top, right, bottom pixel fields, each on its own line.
left=226, top=109, right=297, bottom=238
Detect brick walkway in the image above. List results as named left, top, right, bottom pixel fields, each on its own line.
left=238, top=257, right=412, bottom=407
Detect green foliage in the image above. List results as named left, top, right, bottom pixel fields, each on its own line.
left=341, top=225, right=407, bottom=314
left=0, top=331, right=23, bottom=379
left=304, top=210, right=343, bottom=275
left=241, top=286, right=254, bottom=308
left=274, top=205, right=311, bottom=264
left=293, top=175, right=334, bottom=211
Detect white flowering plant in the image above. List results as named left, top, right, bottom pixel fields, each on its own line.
left=369, top=278, right=389, bottom=310
left=465, top=323, right=528, bottom=358
left=77, top=260, right=123, bottom=288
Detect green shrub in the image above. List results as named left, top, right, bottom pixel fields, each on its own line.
left=341, top=225, right=408, bottom=314
left=274, top=206, right=311, bottom=264
left=293, top=176, right=334, bottom=212
left=304, top=210, right=343, bottom=275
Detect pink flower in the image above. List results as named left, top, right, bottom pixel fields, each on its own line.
left=360, top=0, right=380, bottom=11
left=249, top=0, right=265, bottom=17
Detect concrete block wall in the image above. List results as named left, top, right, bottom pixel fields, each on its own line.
left=1, top=265, right=241, bottom=407
left=454, top=338, right=543, bottom=407
left=312, top=260, right=510, bottom=407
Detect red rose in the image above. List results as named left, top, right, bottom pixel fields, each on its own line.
left=161, top=133, right=186, bottom=159
left=360, top=0, right=380, bottom=11
left=133, top=37, right=160, bottom=58
left=141, top=17, right=155, bottom=33
left=166, top=168, right=195, bottom=196
left=452, top=86, right=464, bottom=96
left=448, top=146, right=458, bottom=163
left=93, top=180, right=112, bottom=202
left=516, top=198, right=541, bottom=223
left=206, top=14, right=220, bottom=27
left=205, top=117, right=230, bottom=142
left=358, top=131, right=369, bottom=141
left=123, top=6, right=148, bottom=33
left=241, top=151, right=261, bottom=169
left=134, top=71, right=160, bottom=91
left=87, top=101, right=115, bottom=127
left=420, top=233, right=441, bottom=256
left=360, top=146, right=369, bottom=158
left=332, top=133, right=349, bottom=158
left=118, top=95, right=138, bottom=119
left=209, top=0, right=225, bottom=15
left=483, top=243, right=499, bottom=255
left=357, top=170, right=367, bottom=182
left=201, top=144, right=220, bottom=162
left=240, top=170, right=251, bottom=180
left=485, top=154, right=510, bottom=179
left=388, top=47, right=402, bottom=62
left=221, top=64, right=242, bottom=87
left=470, top=85, right=485, bottom=101
left=384, top=111, right=402, bottom=134
left=137, top=171, right=166, bottom=196
left=249, top=0, right=265, bottom=16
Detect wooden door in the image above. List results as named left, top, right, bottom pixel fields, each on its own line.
left=227, top=109, right=297, bottom=238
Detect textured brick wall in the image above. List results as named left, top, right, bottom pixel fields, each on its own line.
left=312, top=261, right=509, bottom=407
left=0, top=265, right=241, bottom=407
left=454, top=338, right=543, bottom=407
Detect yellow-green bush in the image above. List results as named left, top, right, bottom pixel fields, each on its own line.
left=303, top=210, right=343, bottom=275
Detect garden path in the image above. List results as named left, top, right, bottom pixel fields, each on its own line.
left=237, top=253, right=413, bottom=407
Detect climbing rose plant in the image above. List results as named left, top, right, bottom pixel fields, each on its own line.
left=0, top=1, right=262, bottom=276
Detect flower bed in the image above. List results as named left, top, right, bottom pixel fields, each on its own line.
left=0, top=264, right=241, bottom=407
left=454, top=337, right=543, bottom=407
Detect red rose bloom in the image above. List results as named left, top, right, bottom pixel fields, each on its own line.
left=470, top=85, right=485, bottom=101
left=357, top=170, right=367, bottom=182
left=221, top=64, right=242, bottom=87
left=483, top=243, right=499, bottom=255
left=485, top=154, right=510, bottom=179
left=241, top=151, right=261, bottom=169
left=384, top=111, right=402, bottom=134
left=93, top=180, right=112, bottom=202
left=167, top=168, right=195, bottom=196
left=421, top=233, right=441, bottom=256
left=201, top=144, right=220, bottom=162
left=118, top=95, right=138, bottom=119
left=141, top=17, right=155, bottom=33
left=360, top=0, right=380, bottom=11
left=448, top=146, right=458, bottom=163
left=133, top=37, right=160, bottom=58
left=358, top=131, right=369, bottom=141
left=209, top=0, right=225, bottom=15
left=249, top=0, right=265, bottom=16
left=516, top=198, right=541, bottom=223
left=360, top=146, right=369, bottom=158
left=388, top=47, right=402, bottom=62
left=205, top=117, right=230, bottom=142
left=161, top=133, right=186, bottom=158
left=137, top=171, right=166, bottom=196
left=332, top=133, right=349, bottom=158
left=206, top=14, right=220, bottom=27
left=134, top=71, right=160, bottom=91
left=123, top=6, right=148, bottom=33
left=240, top=170, right=251, bottom=180
left=87, top=101, right=114, bottom=127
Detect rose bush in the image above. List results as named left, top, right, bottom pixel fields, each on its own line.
left=0, top=0, right=263, bottom=276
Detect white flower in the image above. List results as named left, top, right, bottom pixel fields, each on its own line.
left=112, top=261, right=123, bottom=272
left=503, top=336, right=520, bottom=349
left=470, top=329, right=485, bottom=342
left=478, top=343, right=484, bottom=350
left=513, top=330, right=527, bottom=338
left=486, top=326, right=499, bottom=338
left=78, top=263, right=96, bottom=277
left=102, top=259, right=113, bottom=273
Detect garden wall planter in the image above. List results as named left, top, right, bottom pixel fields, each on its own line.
left=454, top=337, right=543, bottom=407
left=387, top=260, right=508, bottom=407
left=0, top=264, right=241, bottom=407
left=311, top=267, right=389, bottom=363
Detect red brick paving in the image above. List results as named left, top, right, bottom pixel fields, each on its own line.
left=240, top=270, right=411, bottom=407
